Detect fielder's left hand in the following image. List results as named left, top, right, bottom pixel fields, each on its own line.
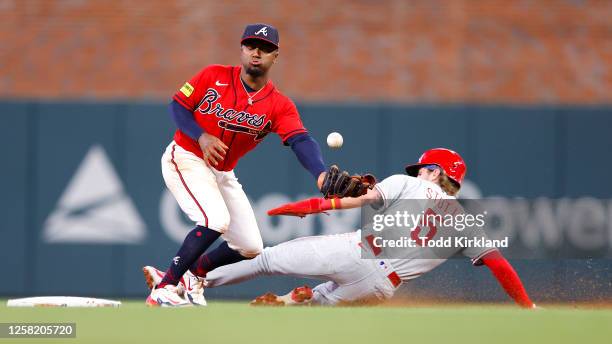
left=320, top=165, right=376, bottom=199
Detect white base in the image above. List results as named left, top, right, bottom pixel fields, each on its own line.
left=7, top=296, right=122, bottom=307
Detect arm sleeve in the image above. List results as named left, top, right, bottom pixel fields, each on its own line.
left=480, top=250, right=534, bottom=308
left=169, top=100, right=203, bottom=141
left=287, top=133, right=326, bottom=179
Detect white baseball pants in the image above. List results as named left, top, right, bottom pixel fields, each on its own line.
left=161, top=142, right=263, bottom=257
left=205, top=231, right=399, bottom=305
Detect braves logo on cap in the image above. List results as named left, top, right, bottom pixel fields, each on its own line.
left=241, top=23, right=279, bottom=48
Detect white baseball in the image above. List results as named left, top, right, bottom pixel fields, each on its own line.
left=327, top=132, right=343, bottom=149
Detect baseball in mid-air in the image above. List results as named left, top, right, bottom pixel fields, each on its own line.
left=327, top=132, right=343, bottom=149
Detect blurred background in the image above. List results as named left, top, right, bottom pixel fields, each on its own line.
left=0, top=0, right=610, bottom=303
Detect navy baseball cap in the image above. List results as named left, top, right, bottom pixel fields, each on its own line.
left=241, top=23, right=279, bottom=48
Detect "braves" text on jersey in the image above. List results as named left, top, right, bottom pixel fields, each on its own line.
left=197, top=88, right=267, bottom=128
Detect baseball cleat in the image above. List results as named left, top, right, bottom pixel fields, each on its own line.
left=147, top=284, right=191, bottom=307
left=142, top=265, right=188, bottom=296
left=287, top=285, right=314, bottom=304
left=250, top=292, right=285, bottom=306
left=145, top=295, right=158, bottom=307
left=183, top=270, right=207, bottom=306
left=143, top=266, right=164, bottom=290
left=250, top=285, right=313, bottom=306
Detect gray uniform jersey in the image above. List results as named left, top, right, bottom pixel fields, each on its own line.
left=372, top=175, right=494, bottom=281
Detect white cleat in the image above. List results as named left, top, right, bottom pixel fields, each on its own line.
left=143, top=266, right=206, bottom=306
left=147, top=284, right=191, bottom=307
left=183, top=270, right=207, bottom=306
left=143, top=265, right=186, bottom=296
left=143, top=266, right=164, bottom=290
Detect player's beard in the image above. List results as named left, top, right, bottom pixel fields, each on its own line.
left=245, top=66, right=264, bottom=77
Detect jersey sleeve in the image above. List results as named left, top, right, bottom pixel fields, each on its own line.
left=373, top=175, right=419, bottom=211
left=172, top=66, right=215, bottom=111
left=272, top=97, right=307, bottom=143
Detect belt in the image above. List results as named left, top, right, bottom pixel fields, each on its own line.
left=377, top=260, right=402, bottom=288
left=357, top=236, right=402, bottom=289
left=387, top=271, right=402, bottom=288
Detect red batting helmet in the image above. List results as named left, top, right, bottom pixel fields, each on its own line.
left=405, top=148, right=466, bottom=187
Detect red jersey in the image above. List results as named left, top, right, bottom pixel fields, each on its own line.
left=172, top=64, right=307, bottom=171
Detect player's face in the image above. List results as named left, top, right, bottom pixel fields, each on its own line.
left=240, top=39, right=279, bottom=77
left=417, top=167, right=441, bottom=182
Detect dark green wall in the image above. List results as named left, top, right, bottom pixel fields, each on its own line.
left=0, top=101, right=610, bottom=302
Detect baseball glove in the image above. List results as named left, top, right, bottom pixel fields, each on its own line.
left=320, top=165, right=376, bottom=198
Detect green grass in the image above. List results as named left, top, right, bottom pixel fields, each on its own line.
left=1, top=300, right=611, bottom=344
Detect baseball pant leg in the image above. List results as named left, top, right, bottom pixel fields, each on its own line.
left=215, top=170, right=263, bottom=257
left=311, top=269, right=396, bottom=306
left=161, top=142, right=230, bottom=232
left=206, top=232, right=363, bottom=287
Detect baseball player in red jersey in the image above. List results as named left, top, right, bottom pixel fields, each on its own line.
left=196, top=149, right=535, bottom=308
left=144, top=24, right=359, bottom=306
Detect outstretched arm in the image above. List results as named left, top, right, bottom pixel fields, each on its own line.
left=267, top=188, right=382, bottom=217
left=285, top=133, right=375, bottom=195
left=286, top=133, right=326, bottom=183
left=479, top=250, right=535, bottom=308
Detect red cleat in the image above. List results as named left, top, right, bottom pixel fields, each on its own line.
left=250, top=285, right=313, bottom=306
left=250, top=292, right=285, bottom=306
left=290, top=285, right=314, bottom=303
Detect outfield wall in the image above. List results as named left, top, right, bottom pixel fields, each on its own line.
left=0, top=101, right=610, bottom=302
